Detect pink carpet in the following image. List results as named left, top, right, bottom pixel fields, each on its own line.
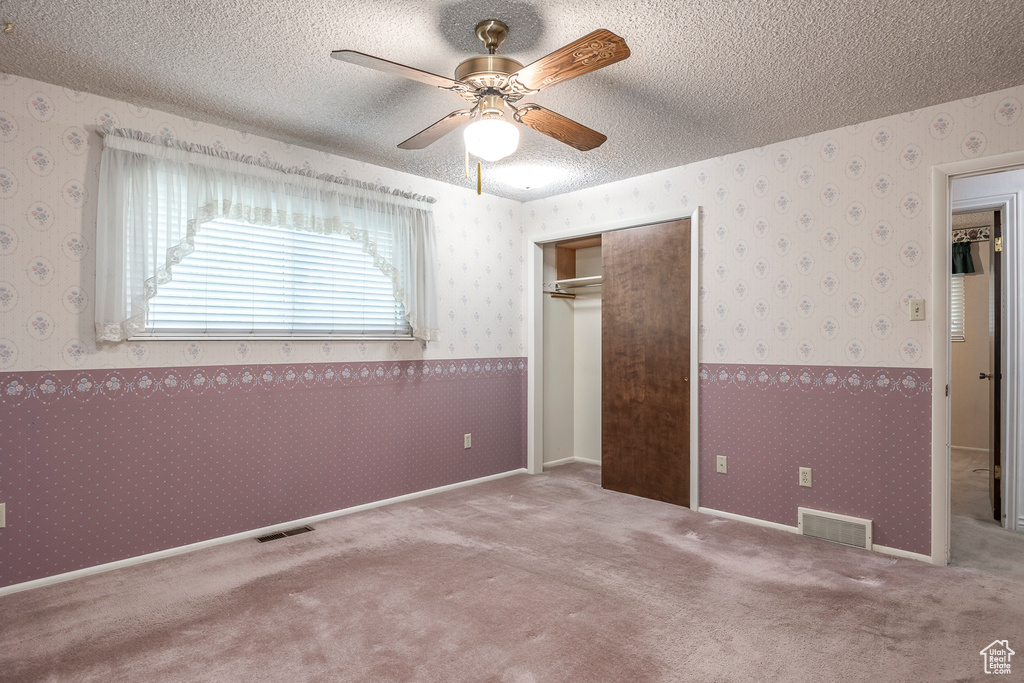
left=2, top=463, right=1022, bottom=681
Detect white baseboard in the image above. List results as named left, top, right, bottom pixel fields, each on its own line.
left=0, top=468, right=527, bottom=597
left=951, top=445, right=990, bottom=453
left=698, top=507, right=931, bottom=563
left=872, top=544, right=932, bottom=563
left=543, top=456, right=600, bottom=469
left=698, top=507, right=799, bottom=534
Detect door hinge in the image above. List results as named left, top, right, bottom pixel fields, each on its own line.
left=995, top=465, right=1001, bottom=480
left=945, top=384, right=949, bottom=397
left=995, top=236, right=1003, bottom=252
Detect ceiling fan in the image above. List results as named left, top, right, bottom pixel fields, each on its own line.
left=330, top=20, right=630, bottom=159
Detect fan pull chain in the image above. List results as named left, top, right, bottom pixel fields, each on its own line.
left=477, top=162, right=482, bottom=195
left=464, top=147, right=469, bottom=179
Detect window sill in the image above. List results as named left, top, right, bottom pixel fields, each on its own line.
left=129, top=334, right=417, bottom=342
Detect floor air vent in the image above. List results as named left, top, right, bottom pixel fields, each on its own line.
left=256, top=525, right=315, bottom=543
left=798, top=508, right=872, bottom=550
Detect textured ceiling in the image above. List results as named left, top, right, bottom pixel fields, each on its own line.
left=2, top=1, right=1024, bottom=201
left=953, top=211, right=994, bottom=230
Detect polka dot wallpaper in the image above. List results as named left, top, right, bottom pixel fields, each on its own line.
left=699, top=364, right=932, bottom=554
left=1, top=360, right=527, bottom=587
left=0, top=72, right=526, bottom=373
left=523, top=84, right=1024, bottom=369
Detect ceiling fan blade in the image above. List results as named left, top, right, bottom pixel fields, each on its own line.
left=508, top=29, right=630, bottom=92
left=398, top=109, right=474, bottom=149
left=514, top=104, right=607, bottom=151
left=331, top=50, right=471, bottom=94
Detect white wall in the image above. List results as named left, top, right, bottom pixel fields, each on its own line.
left=542, top=246, right=575, bottom=464
left=573, top=246, right=602, bottom=463
left=524, top=84, right=1024, bottom=369
left=0, top=74, right=525, bottom=372
left=951, top=241, right=992, bottom=450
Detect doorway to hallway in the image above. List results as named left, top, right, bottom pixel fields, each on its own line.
left=945, top=169, right=1024, bottom=569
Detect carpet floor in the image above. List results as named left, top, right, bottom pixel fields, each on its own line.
left=2, top=463, right=1023, bottom=682
left=950, top=447, right=1024, bottom=580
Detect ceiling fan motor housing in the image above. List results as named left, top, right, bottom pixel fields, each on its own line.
left=454, top=55, right=524, bottom=91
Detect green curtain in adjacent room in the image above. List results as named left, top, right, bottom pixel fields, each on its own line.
left=952, top=242, right=976, bottom=274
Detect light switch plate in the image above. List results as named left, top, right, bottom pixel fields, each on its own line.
left=463, top=433, right=471, bottom=449
left=909, top=298, right=925, bottom=321
left=0, top=503, right=6, bottom=528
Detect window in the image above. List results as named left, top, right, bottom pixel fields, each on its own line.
left=142, top=220, right=411, bottom=339
left=94, top=128, right=440, bottom=343
left=951, top=273, right=965, bottom=342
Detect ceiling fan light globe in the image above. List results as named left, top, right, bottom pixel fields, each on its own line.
left=464, top=119, right=519, bottom=162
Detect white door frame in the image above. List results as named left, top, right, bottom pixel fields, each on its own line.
left=951, top=190, right=1018, bottom=528
left=526, top=207, right=703, bottom=511
left=931, top=152, right=1024, bottom=565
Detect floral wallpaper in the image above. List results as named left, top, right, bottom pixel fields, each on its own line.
left=523, top=84, right=1024, bottom=368
left=0, top=73, right=526, bottom=372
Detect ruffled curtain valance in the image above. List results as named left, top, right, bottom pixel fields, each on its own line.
left=94, top=127, right=440, bottom=343
left=952, top=242, right=976, bottom=275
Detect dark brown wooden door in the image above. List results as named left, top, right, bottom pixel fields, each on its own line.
left=601, top=219, right=690, bottom=506
left=990, top=209, right=1003, bottom=522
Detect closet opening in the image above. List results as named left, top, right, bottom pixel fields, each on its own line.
left=533, top=216, right=698, bottom=509
left=541, top=234, right=604, bottom=469
left=528, top=211, right=701, bottom=507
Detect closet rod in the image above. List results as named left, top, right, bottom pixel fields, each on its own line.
left=556, top=282, right=603, bottom=290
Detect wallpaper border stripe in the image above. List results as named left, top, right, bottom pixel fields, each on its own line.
left=699, top=363, right=932, bottom=395
left=0, top=357, right=528, bottom=404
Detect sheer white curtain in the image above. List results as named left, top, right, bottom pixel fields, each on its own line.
left=95, top=127, right=441, bottom=342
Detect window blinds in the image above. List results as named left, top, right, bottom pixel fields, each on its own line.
left=143, top=220, right=411, bottom=338
left=950, top=273, right=966, bottom=342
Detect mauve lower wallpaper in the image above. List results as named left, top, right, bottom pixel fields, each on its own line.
left=699, top=364, right=932, bottom=554
left=1, top=360, right=527, bottom=587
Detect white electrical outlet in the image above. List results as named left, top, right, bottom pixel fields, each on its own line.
left=799, top=467, right=812, bottom=487
left=0, top=503, right=6, bottom=528
left=464, top=433, right=472, bottom=449
left=716, top=455, right=728, bottom=474
left=909, top=298, right=926, bottom=321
